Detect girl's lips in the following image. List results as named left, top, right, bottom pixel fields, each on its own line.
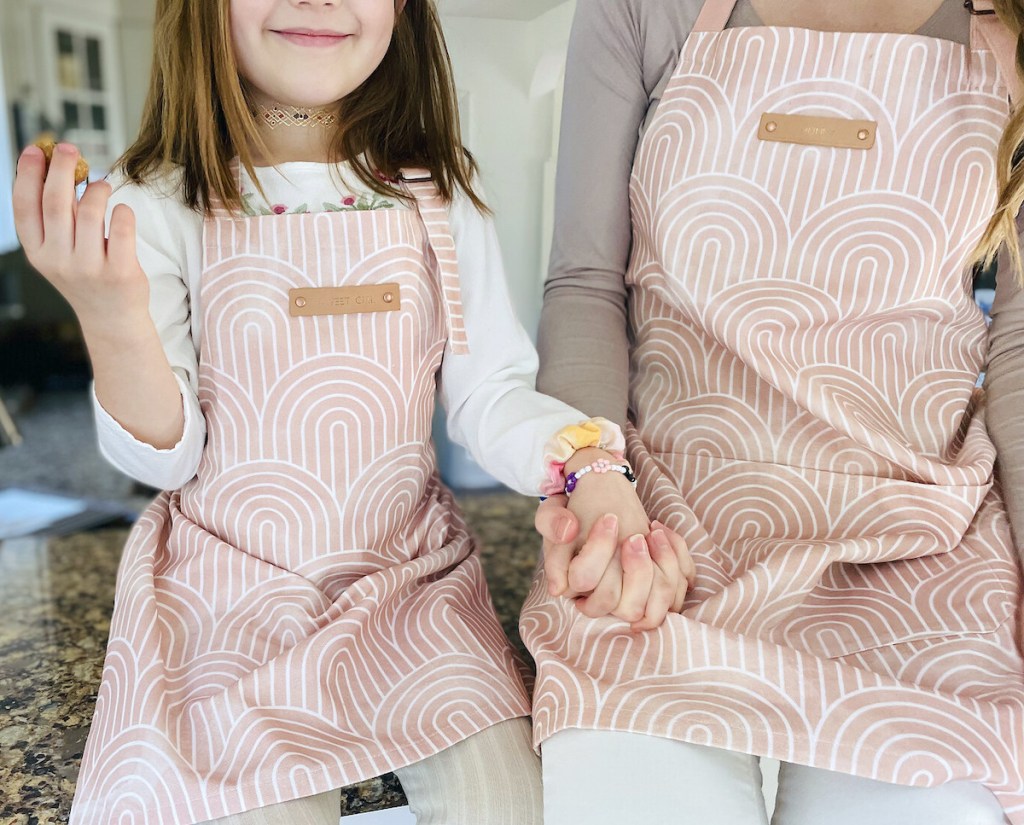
left=273, top=30, right=350, bottom=47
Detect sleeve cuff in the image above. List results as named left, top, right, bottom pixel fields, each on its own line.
left=91, top=372, right=205, bottom=489
left=539, top=417, right=625, bottom=496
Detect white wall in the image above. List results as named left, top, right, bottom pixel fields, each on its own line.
left=434, top=3, right=575, bottom=487
left=441, top=1, right=576, bottom=335
left=117, top=0, right=156, bottom=142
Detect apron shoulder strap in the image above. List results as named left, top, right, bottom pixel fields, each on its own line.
left=692, top=0, right=739, bottom=33
left=206, top=157, right=244, bottom=220
left=694, top=0, right=1022, bottom=105
left=969, top=1, right=1023, bottom=104
left=399, top=169, right=471, bottom=356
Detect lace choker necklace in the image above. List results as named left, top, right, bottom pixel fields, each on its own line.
left=256, top=104, right=338, bottom=129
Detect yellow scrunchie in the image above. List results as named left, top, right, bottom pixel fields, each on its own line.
left=541, top=417, right=626, bottom=496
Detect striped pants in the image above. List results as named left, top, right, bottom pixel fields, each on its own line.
left=205, top=719, right=541, bottom=825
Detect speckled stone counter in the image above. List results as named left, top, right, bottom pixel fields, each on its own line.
left=0, top=492, right=541, bottom=824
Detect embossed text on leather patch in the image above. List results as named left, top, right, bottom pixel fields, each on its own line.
left=288, top=285, right=401, bottom=317
left=758, top=113, right=876, bottom=150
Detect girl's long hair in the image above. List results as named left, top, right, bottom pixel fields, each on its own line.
left=117, top=0, right=485, bottom=214
left=975, top=1, right=1024, bottom=283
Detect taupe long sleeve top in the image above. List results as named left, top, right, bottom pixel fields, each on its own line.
left=536, top=0, right=1024, bottom=549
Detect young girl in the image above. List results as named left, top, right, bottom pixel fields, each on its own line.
left=12, top=0, right=686, bottom=822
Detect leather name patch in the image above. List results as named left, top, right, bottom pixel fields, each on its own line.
left=757, top=113, right=876, bottom=150
left=288, top=285, right=401, bottom=317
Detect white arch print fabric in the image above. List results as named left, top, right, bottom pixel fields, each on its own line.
left=69, top=182, right=529, bottom=823
left=523, top=18, right=1024, bottom=822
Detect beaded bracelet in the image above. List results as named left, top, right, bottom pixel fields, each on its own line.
left=541, top=418, right=626, bottom=498
left=564, top=459, right=637, bottom=495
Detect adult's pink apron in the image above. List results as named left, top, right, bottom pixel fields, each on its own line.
left=70, top=171, right=530, bottom=824
left=522, top=1, right=1024, bottom=819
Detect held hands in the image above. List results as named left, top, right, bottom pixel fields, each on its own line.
left=12, top=143, right=149, bottom=332
left=536, top=448, right=695, bottom=631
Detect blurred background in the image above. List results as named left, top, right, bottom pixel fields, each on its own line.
left=0, top=0, right=580, bottom=528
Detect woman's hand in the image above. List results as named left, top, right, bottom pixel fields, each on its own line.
left=13, top=143, right=149, bottom=331
left=535, top=459, right=695, bottom=630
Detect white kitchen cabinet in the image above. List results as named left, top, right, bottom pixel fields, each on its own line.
left=38, top=6, right=125, bottom=174
left=1, top=0, right=130, bottom=176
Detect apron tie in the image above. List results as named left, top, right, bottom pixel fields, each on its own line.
left=400, top=169, right=471, bottom=355
left=969, top=0, right=1022, bottom=103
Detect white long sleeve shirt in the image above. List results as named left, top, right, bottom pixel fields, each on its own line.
left=94, top=162, right=598, bottom=496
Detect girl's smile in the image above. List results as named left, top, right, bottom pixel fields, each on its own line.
left=272, top=27, right=353, bottom=47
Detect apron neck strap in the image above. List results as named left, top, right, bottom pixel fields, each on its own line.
left=692, top=0, right=738, bottom=32
left=399, top=168, right=471, bottom=356
left=206, top=157, right=244, bottom=219
left=692, top=0, right=1020, bottom=103
left=968, top=1, right=1022, bottom=103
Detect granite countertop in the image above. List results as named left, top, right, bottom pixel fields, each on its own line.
left=0, top=492, right=542, bottom=824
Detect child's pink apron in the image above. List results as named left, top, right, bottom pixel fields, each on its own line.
left=70, top=171, right=529, bottom=824
left=522, top=1, right=1024, bottom=819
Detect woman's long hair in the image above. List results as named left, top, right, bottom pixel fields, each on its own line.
left=975, top=0, right=1024, bottom=283
left=117, top=0, right=485, bottom=214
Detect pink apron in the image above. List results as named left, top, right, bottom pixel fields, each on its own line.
left=70, top=170, right=529, bottom=824
left=522, top=1, right=1024, bottom=819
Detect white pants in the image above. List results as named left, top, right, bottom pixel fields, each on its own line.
left=543, top=729, right=1009, bottom=825
left=204, top=718, right=542, bottom=824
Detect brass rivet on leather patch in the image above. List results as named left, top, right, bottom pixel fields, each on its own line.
left=758, top=112, right=876, bottom=150
left=288, top=284, right=402, bottom=317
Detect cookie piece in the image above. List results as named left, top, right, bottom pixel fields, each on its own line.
left=33, top=135, right=90, bottom=185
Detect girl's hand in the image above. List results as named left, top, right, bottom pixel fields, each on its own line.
left=13, top=143, right=149, bottom=331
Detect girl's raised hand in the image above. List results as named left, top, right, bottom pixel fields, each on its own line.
left=12, top=143, right=149, bottom=332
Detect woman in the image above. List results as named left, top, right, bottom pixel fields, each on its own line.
left=526, top=0, right=1024, bottom=822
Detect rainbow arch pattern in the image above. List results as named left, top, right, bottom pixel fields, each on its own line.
left=523, top=25, right=1024, bottom=821
left=71, top=188, right=529, bottom=823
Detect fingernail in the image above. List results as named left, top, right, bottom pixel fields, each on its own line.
left=57, top=142, right=77, bottom=155
left=602, top=513, right=618, bottom=531
left=554, top=515, right=572, bottom=543
left=651, top=519, right=663, bottom=529
left=651, top=528, right=668, bottom=548
left=629, top=534, right=646, bottom=552
left=20, top=145, right=42, bottom=159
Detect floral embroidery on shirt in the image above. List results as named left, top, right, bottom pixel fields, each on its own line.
left=241, top=191, right=394, bottom=217
left=321, top=194, right=396, bottom=212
